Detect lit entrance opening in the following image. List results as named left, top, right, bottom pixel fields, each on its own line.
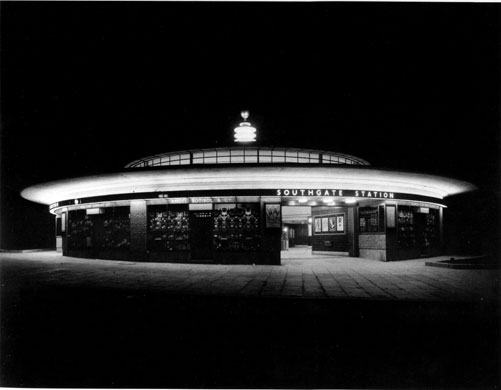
left=281, top=206, right=312, bottom=259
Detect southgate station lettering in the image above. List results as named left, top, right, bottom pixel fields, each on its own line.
left=277, top=189, right=395, bottom=199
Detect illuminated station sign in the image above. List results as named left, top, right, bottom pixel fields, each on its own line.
left=276, top=189, right=395, bottom=199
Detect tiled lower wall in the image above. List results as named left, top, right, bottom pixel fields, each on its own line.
left=56, top=236, right=63, bottom=252
left=359, top=234, right=387, bottom=261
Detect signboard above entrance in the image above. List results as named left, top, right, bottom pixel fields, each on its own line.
left=276, top=189, right=395, bottom=199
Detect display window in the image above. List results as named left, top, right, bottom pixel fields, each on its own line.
left=397, top=205, right=439, bottom=248
left=213, top=203, right=260, bottom=251
left=314, top=218, right=321, bottom=233
left=397, top=206, right=415, bottom=247
left=68, top=207, right=131, bottom=250
left=147, top=204, right=190, bottom=251
left=423, top=210, right=439, bottom=248
left=313, top=213, right=345, bottom=234
left=68, top=210, right=93, bottom=249
left=359, top=206, right=385, bottom=233
left=102, top=207, right=130, bottom=249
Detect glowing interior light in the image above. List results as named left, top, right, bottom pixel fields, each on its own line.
left=307, top=217, right=313, bottom=223
left=298, top=197, right=308, bottom=203
left=345, top=198, right=357, bottom=204
left=327, top=202, right=336, bottom=206
left=283, top=227, right=288, bottom=232
left=323, top=197, right=335, bottom=204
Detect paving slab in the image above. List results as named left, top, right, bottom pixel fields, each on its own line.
left=0, top=251, right=498, bottom=301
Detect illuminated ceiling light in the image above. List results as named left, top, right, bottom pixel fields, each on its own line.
left=323, top=197, right=335, bottom=204
left=298, top=197, right=308, bottom=203
left=307, top=217, right=312, bottom=223
left=345, top=198, right=357, bottom=204
left=234, top=110, right=256, bottom=143
left=327, top=202, right=336, bottom=206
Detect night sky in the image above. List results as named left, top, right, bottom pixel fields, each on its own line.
left=1, top=2, right=499, bottom=249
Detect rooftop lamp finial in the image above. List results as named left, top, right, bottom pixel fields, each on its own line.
left=234, top=110, right=256, bottom=143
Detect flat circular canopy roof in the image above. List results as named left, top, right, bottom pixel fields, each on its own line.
left=21, top=165, right=477, bottom=206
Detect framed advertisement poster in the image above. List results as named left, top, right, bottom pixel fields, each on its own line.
left=321, top=217, right=328, bottom=232
left=337, top=216, right=344, bottom=232
left=265, top=204, right=281, bottom=228
left=315, top=213, right=346, bottom=234
left=328, top=216, right=337, bottom=232
left=314, top=218, right=322, bottom=233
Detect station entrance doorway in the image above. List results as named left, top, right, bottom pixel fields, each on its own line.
left=281, top=206, right=313, bottom=259
left=281, top=203, right=355, bottom=260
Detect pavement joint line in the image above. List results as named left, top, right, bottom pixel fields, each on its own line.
left=352, top=270, right=398, bottom=298
left=325, top=267, right=349, bottom=296
left=238, top=278, right=255, bottom=293
left=405, top=273, right=472, bottom=294
left=278, top=267, right=289, bottom=296
left=344, top=272, right=369, bottom=292
left=257, top=267, right=273, bottom=296
left=311, top=268, right=329, bottom=298
left=181, top=266, right=232, bottom=290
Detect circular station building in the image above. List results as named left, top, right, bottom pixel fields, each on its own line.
left=21, top=139, right=476, bottom=265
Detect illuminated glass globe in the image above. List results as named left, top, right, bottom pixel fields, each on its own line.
left=234, top=110, right=257, bottom=143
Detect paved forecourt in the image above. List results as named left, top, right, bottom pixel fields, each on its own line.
left=0, top=251, right=497, bottom=301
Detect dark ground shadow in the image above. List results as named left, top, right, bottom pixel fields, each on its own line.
left=0, top=267, right=499, bottom=388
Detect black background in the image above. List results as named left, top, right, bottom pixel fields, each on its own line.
left=1, top=3, right=499, bottom=250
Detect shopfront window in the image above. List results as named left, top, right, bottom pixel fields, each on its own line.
left=213, top=203, right=260, bottom=251
left=147, top=205, right=190, bottom=251
left=102, top=207, right=130, bottom=249
left=359, top=206, right=385, bottom=233
left=397, top=206, right=439, bottom=248
left=68, top=210, right=94, bottom=249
